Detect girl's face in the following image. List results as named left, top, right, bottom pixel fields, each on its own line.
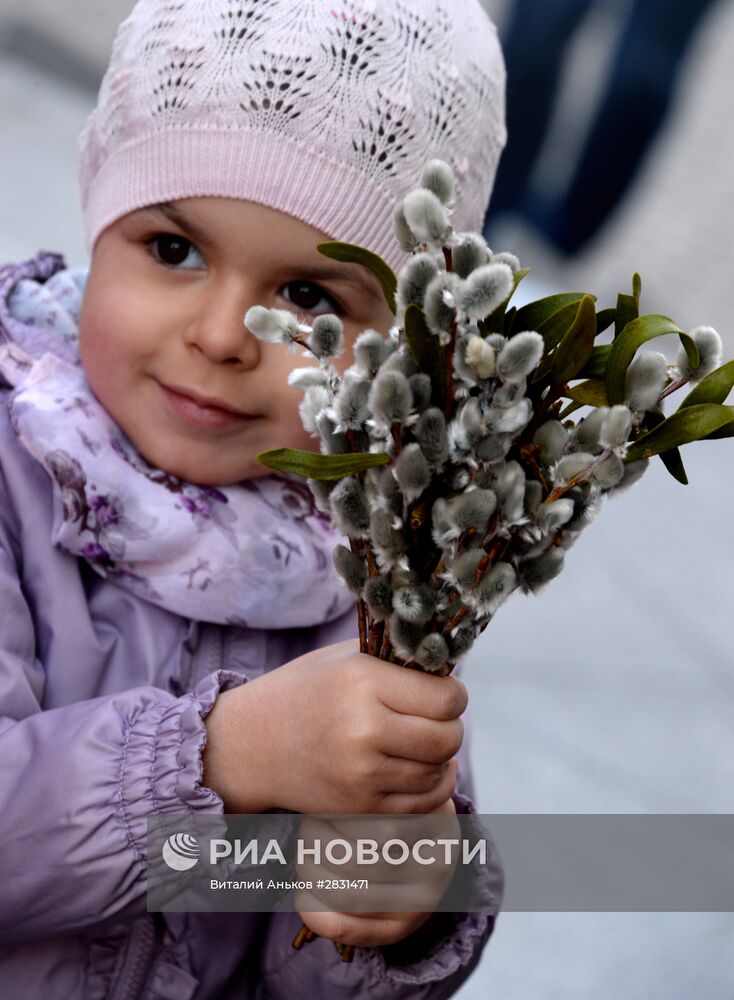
left=78, top=197, right=395, bottom=485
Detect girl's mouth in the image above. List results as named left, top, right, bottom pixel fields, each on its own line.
left=159, top=383, right=255, bottom=429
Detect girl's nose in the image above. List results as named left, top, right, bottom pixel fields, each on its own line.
left=186, top=289, right=264, bottom=367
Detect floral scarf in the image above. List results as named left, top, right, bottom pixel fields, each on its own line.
left=0, top=252, right=354, bottom=629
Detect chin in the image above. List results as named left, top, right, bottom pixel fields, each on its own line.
left=172, top=459, right=268, bottom=487
left=136, top=435, right=270, bottom=486
left=172, top=464, right=242, bottom=487
left=134, top=446, right=218, bottom=485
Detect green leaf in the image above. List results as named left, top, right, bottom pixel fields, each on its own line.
left=679, top=359, right=734, bottom=409
left=639, top=408, right=688, bottom=482
left=705, top=420, right=734, bottom=440
left=481, top=267, right=530, bottom=333
left=606, top=314, right=699, bottom=406
left=529, top=301, right=588, bottom=386
left=509, top=291, right=594, bottom=337
left=558, top=400, right=585, bottom=419
left=549, top=295, right=597, bottom=384
left=529, top=301, right=585, bottom=385
left=578, top=344, right=611, bottom=380
left=565, top=379, right=608, bottom=407
left=641, top=405, right=688, bottom=483
left=659, top=447, right=688, bottom=485
left=317, top=241, right=398, bottom=314
left=624, top=404, right=734, bottom=460
left=595, top=308, right=616, bottom=335
left=257, top=447, right=391, bottom=480
left=404, top=304, right=448, bottom=410
left=502, top=305, right=517, bottom=336
left=615, top=292, right=638, bottom=338
left=536, top=300, right=582, bottom=352
left=641, top=408, right=665, bottom=433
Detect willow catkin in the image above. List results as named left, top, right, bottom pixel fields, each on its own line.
left=474, top=562, right=517, bottom=615
left=332, top=545, right=367, bottom=594
left=675, top=326, right=722, bottom=383
left=354, top=329, right=391, bottom=375
left=533, top=420, right=569, bottom=465
left=389, top=612, right=425, bottom=659
left=409, top=373, right=433, bottom=413
left=420, top=158, right=455, bottom=205
left=413, top=632, right=450, bottom=672
left=458, top=262, right=514, bottom=320
left=446, top=489, right=497, bottom=532
left=414, top=407, right=449, bottom=467
left=496, top=331, right=544, bottom=383
left=402, top=188, right=453, bottom=245
left=364, top=575, right=394, bottom=620
left=624, top=351, right=668, bottom=412
left=309, top=315, right=344, bottom=360
left=452, top=232, right=490, bottom=278
left=335, top=374, right=371, bottom=431
left=396, top=252, right=441, bottom=317
left=368, top=369, right=413, bottom=425
left=392, top=582, right=437, bottom=624
left=518, top=546, right=565, bottom=594
left=423, top=272, right=462, bottom=339
left=329, top=477, right=371, bottom=538
left=574, top=407, right=610, bottom=453
left=393, top=444, right=432, bottom=502
left=591, top=453, right=625, bottom=489
left=599, top=406, right=633, bottom=450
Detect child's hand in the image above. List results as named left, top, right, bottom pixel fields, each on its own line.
left=294, top=798, right=459, bottom=948
left=202, top=638, right=467, bottom=814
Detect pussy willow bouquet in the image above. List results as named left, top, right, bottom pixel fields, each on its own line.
left=245, top=159, right=732, bottom=961
left=247, top=158, right=733, bottom=680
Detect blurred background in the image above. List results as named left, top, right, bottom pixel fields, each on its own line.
left=1, top=0, right=733, bottom=997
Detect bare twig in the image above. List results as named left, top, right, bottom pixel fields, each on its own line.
left=368, top=618, right=385, bottom=656
left=543, top=449, right=612, bottom=503
left=518, top=443, right=549, bottom=494
left=660, top=375, right=688, bottom=400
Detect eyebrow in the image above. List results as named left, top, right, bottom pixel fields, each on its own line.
left=145, top=202, right=385, bottom=304
left=146, top=202, right=214, bottom=249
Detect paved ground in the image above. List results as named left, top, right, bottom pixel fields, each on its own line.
left=0, top=2, right=732, bottom=997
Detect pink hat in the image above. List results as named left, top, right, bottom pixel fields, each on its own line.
left=79, top=0, right=507, bottom=273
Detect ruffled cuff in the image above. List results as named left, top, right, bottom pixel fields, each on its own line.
left=353, top=791, right=504, bottom=997
left=119, top=669, right=248, bottom=865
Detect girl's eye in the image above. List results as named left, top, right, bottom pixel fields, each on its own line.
left=281, top=281, right=342, bottom=316
left=146, top=234, right=205, bottom=270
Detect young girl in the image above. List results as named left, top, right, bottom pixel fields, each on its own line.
left=0, top=1, right=507, bottom=996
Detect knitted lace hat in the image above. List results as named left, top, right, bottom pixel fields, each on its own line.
left=79, top=0, right=507, bottom=273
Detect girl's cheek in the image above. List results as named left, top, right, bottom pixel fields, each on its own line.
left=275, top=388, right=318, bottom=444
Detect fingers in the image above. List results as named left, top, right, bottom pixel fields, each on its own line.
left=328, top=640, right=469, bottom=723
left=296, top=853, right=446, bottom=891
left=295, top=814, right=457, bottom=886
left=378, top=714, right=464, bottom=764
left=381, top=758, right=459, bottom=814
left=296, top=906, right=433, bottom=948
left=377, top=757, right=450, bottom=795
left=378, top=667, right=469, bottom=721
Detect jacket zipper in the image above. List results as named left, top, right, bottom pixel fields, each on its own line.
left=114, top=914, right=158, bottom=1000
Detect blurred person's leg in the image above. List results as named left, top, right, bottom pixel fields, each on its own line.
left=484, top=0, right=594, bottom=223
left=531, top=0, right=721, bottom=254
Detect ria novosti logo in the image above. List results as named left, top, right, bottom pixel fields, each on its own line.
left=161, top=833, right=200, bottom=871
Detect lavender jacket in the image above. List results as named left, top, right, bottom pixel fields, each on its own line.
left=0, top=255, right=503, bottom=999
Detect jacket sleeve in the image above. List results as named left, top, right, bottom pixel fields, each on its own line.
left=258, top=609, right=504, bottom=999
left=0, top=532, right=247, bottom=946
